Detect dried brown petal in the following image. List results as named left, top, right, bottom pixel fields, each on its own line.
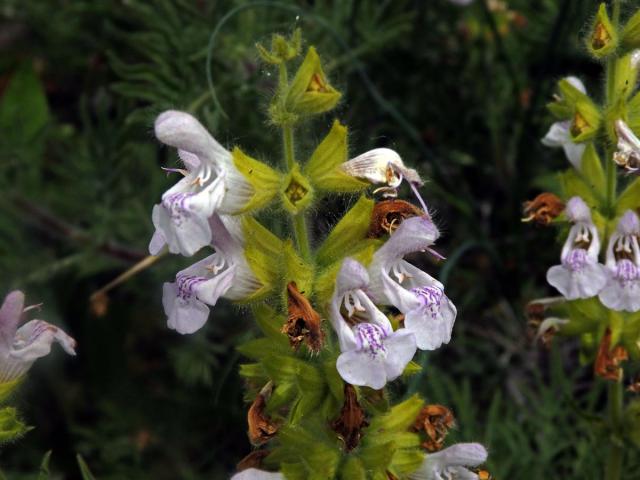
left=247, top=383, right=279, bottom=446
left=331, top=384, right=368, bottom=452
left=412, top=404, right=456, bottom=452
left=237, top=450, right=270, bottom=471
left=522, top=193, right=565, bottom=226
left=525, top=297, right=566, bottom=348
left=594, top=328, right=629, bottom=382
left=282, top=282, right=325, bottom=353
left=368, top=199, right=424, bottom=238
left=89, top=291, right=109, bottom=317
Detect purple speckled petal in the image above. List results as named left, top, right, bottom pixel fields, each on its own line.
left=0, top=290, right=24, bottom=350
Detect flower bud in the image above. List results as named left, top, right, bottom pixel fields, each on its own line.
left=256, top=29, right=302, bottom=65
left=587, top=3, right=618, bottom=59
left=280, top=165, right=314, bottom=214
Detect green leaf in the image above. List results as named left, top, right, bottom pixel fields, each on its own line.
left=242, top=217, right=284, bottom=300
left=0, top=64, right=50, bottom=145
left=252, top=304, right=288, bottom=342
left=76, top=454, right=97, bottom=480
left=580, top=144, right=605, bottom=198
left=340, top=456, right=367, bottom=480
left=37, top=451, right=52, bottom=480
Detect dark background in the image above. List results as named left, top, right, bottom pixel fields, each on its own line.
left=1, top=0, right=637, bottom=478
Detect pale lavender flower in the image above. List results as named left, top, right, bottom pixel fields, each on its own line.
left=598, top=210, right=640, bottom=312
left=0, top=291, right=76, bottom=383
left=368, top=216, right=457, bottom=351
left=541, top=77, right=587, bottom=170
left=230, top=469, right=284, bottom=480
left=163, top=214, right=261, bottom=334
left=329, top=258, right=417, bottom=390
left=546, top=197, right=607, bottom=299
left=409, top=443, right=488, bottom=480
left=150, top=111, right=254, bottom=257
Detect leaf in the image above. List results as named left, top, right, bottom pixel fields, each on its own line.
left=37, top=451, right=53, bottom=480
left=76, top=454, right=97, bottom=480
left=580, top=144, right=605, bottom=198
left=616, top=178, right=640, bottom=215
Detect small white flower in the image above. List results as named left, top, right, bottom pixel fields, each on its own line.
left=230, top=469, right=284, bottom=480
left=341, top=148, right=423, bottom=194
left=409, top=443, right=488, bottom=480
left=546, top=197, right=607, bottom=300
left=150, top=111, right=255, bottom=257
left=541, top=77, right=587, bottom=170
left=613, top=120, right=640, bottom=173
left=328, top=258, right=417, bottom=390
left=598, top=210, right=640, bottom=312
left=0, top=291, right=76, bottom=383
left=163, top=214, right=262, bottom=334
left=368, top=216, right=457, bottom=351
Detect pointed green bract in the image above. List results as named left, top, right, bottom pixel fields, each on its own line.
left=580, top=143, right=606, bottom=198
left=548, top=77, right=591, bottom=119
left=621, top=9, right=640, bottom=52
left=232, top=147, right=281, bottom=213
left=286, top=47, right=341, bottom=116
left=587, top=3, right=618, bottom=59
left=0, top=378, right=22, bottom=404
left=616, top=177, right=640, bottom=214
left=0, top=407, right=29, bottom=443
left=256, top=29, right=302, bottom=65
left=570, top=100, right=601, bottom=143
left=253, top=304, right=287, bottom=341
left=305, top=120, right=367, bottom=192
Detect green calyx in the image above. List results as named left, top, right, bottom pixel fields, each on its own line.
left=256, top=29, right=302, bottom=65
left=548, top=77, right=591, bottom=119
left=305, top=120, right=368, bottom=193
left=286, top=47, right=341, bottom=117
left=0, top=377, right=22, bottom=404
left=587, top=3, right=619, bottom=59
left=621, top=9, right=640, bottom=53
left=281, top=164, right=314, bottom=214
left=232, top=147, right=281, bottom=213
left=570, top=99, right=602, bottom=143
left=0, top=407, right=29, bottom=444
left=242, top=216, right=284, bottom=301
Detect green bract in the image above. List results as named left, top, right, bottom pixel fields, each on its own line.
left=587, top=3, right=619, bottom=59
left=232, top=147, right=281, bottom=213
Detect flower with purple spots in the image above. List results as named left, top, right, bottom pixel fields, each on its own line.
left=163, top=214, right=262, bottom=334
left=408, top=443, right=488, bottom=480
left=541, top=77, right=587, bottom=170
left=149, top=111, right=256, bottom=257
left=598, top=210, right=640, bottom=312
left=329, top=258, right=417, bottom=390
left=368, top=216, right=457, bottom=351
left=0, top=290, right=76, bottom=383
left=546, top=196, right=607, bottom=300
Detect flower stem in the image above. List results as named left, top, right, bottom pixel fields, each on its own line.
left=278, top=62, right=312, bottom=260
left=604, top=0, right=621, bottom=217
left=605, top=380, right=624, bottom=480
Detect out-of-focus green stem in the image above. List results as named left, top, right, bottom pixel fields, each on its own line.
left=604, top=0, right=621, bottom=216
left=605, top=380, right=624, bottom=480
left=278, top=62, right=311, bottom=260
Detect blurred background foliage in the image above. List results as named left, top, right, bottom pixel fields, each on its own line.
left=1, top=0, right=639, bottom=478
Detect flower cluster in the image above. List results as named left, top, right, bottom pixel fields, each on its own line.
left=150, top=33, right=488, bottom=479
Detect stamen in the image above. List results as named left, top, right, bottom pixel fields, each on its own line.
left=409, top=181, right=430, bottom=214
left=161, top=167, right=188, bottom=176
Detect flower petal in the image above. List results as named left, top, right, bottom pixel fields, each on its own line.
left=404, top=294, right=456, bottom=351
left=382, top=329, right=417, bottom=381
left=336, top=348, right=388, bottom=390
left=230, top=469, right=284, bottom=480
left=0, top=290, right=25, bottom=350
left=336, top=258, right=370, bottom=295
left=541, top=121, right=570, bottom=148
left=547, top=261, right=607, bottom=299
left=599, top=277, right=640, bottom=312
left=11, top=319, right=76, bottom=362
left=163, top=282, right=210, bottom=334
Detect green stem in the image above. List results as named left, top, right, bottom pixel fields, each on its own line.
left=605, top=380, right=624, bottom=480
left=604, top=0, right=620, bottom=216
left=278, top=62, right=312, bottom=260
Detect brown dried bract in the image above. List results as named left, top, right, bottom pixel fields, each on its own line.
left=411, top=404, right=456, bottom=452
left=282, top=282, right=325, bottom=353
left=594, top=328, right=629, bottom=381
left=522, top=193, right=564, bottom=226
left=331, top=384, right=368, bottom=452
left=247, top=383, right=279, bottom=446
left=236, top=450, right=270, bottom=471
left=368, top=199, right=424, bottom=238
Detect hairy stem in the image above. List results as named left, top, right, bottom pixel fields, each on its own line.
left=605, top=380, right=624, bottom=480
left=278, top=62, right=312, bottom=260
left=604, top=0, right=621, bottom=216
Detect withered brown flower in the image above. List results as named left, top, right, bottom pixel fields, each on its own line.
left=525, top=297, right=566, bottom=348
left=331, top=384, right=368, bottom=452
left=282, top=281, right=324, bottom=353
left=594, top=328, right=629, bottom=381
left=247, top=382, right=279, bottom=446
left=368, top=199, right=424, bottom=238
left=411, top=404, right=456, bottom=452
left=522, top=192, right=565, bottom=226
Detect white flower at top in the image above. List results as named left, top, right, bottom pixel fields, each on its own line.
left=368, top=216, right=457, bottom=351
left=0, top=290, right=76, bottom=384
left=546, top=196, right=607, bottom=300
left=341, top=148, right=423, bottom=194
left=150, top=111, right=255, bottom=257
left=163, top=214, right=262, bottom=334
left=598, top=210, right=640, bottom=312
left=613, top=119, right=640, bottom=173
left=230, top=469, right=284, bottom=480
left=328, top=258, right=417, bottom=390
left=408, top=443, right=489, bottom=480
left=541, top=76, right=587, bottom=170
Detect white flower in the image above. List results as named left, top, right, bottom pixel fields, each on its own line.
left=409, top=443, right=488, bottom=480
left=341, top=148, right=423, bottom=194
left=163, top=214, right=262, bottom=334
left=0, top=291, right=76, bottom=383
left=230, top=469, right=284, bottom=480
left=613, top=120, right=640, bottom=173
left=149, top=111, right=255, bottom=257
left=546, top=197, right=607, bottom=300
left=368, top=216, right=457, bottom=351
left=328, top=258, right=417, bottom=390
left=598, top=210, right=640, bottom=312
left=541, top=77, right=587, bottom=170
